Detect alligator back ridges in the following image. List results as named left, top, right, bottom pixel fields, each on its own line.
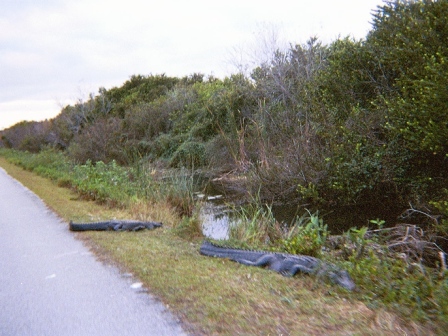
left=200, top=240, right=318, bottom=261
left=200, top=240, right=356, bottom=291
left=69, top=220, right=163, bottom=232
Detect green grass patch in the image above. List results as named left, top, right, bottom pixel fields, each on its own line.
left=0, top=148, right=196, bottom=213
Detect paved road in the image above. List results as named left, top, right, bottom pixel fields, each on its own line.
left=0, top=168, right=187, bottom=336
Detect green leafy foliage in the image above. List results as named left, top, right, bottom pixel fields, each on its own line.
left=430, top=189, right=448, bottom=235
left=344, top=244, right=448, bottom=324
left=72, top=160, right=135, bottom=205
left=0, top=149, right=197, bottom=215
left=368, top=0, right=448, bottom=156
left=0, top=147, right=72, bottom=180
left=106, top=74, right=180, bottom=117
left=281, top=211, right=328, bottom=257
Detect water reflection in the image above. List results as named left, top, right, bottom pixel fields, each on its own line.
left=195, top=190, right=234, bottom=240
left=199, top=202, right=231, bottom=240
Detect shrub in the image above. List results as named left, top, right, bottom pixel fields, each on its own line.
left=281, top=211, right=328, bottom=257
left=68, top=117, right=126, bottom=164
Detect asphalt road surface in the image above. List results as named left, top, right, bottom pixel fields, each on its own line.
left=0, top=168, right=187, bottom=336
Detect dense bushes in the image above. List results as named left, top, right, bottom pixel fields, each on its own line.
left=310, top=0, right=448, bottom=221
left=1, top=0, right=447, bottom=229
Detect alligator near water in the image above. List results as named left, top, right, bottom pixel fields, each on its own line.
left=200, top=240, right=356, bottom=290
left=69, top=220, right=163, bottom=232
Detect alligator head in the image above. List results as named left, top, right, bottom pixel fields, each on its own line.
left=327, top=269, right=356, bottom=291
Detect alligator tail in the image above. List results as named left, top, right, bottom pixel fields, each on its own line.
left=199, top=240, right=259, bottom=260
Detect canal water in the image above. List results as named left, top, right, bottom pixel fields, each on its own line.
left=195, top=177, right=403, bottom=240
left=197, top=195, right=403, bottom=240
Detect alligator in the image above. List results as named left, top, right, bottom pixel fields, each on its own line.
left=69, top=220, right=163, bottom=232
left=200, top=240, right=356, bottom=290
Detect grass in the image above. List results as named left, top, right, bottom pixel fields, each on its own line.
left=0, top=156, right=438, bottom=335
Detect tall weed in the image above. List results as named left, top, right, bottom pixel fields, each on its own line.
left=228, top=202, right=281, bottom=247
left=155, top=170, right=196, bottom=217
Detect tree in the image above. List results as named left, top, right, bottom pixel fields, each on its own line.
left=367, top=0, right=448, bottom=155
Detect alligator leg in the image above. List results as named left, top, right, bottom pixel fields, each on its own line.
left=130, top=225, right=146, bottom=231
left=234, top=254, right=280, bottom=269
left=282, top=263, right=314, bottom=276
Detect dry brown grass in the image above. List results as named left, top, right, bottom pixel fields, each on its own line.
left=0, top=157, right=435, bottom=335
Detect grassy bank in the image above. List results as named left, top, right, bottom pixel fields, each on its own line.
left=0, top=155, right=442, bottom=335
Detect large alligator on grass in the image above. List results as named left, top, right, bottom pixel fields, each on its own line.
left=200, top=240, right=355, bottom=290
left=69, top=220, right=163, bottom=232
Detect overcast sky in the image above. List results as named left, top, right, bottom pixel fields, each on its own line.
left=0, top=0, right=384, bottom=130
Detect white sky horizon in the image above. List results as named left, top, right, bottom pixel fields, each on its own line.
left=0, top=0, right=384, bottom=131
